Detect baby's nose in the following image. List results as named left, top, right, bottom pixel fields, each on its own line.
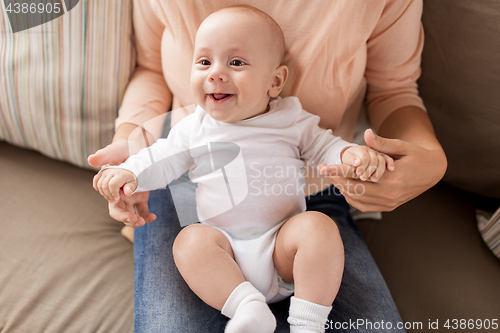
left=209, top=76, right=223, bottom=82
left=209, top=74, right=226, bottom=82
left=208, top=67, right=228, bottom=82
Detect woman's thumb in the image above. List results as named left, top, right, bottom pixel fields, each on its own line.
left=364, top=129, right=406, bottom=156
left=88, top=141, right=128, bottom=168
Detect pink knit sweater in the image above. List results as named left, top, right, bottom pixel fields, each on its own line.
left=117, top=0, right=425, bottom=142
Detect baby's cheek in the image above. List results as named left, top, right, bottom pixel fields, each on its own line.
left=190, top=74, right=205, bottom=101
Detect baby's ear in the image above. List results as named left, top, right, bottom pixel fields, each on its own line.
left=268, top=65, right=289, bottom=98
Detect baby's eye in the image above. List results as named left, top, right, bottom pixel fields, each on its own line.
left=230, top=60, right=245, bottom=66
left=200, top=59, right=211, bottom=66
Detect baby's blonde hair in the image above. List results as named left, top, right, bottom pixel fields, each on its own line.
left=212, top=5, right=286, bottom=67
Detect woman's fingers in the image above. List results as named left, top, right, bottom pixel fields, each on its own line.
left=109, top=198, right=135, bottom=224
left=134, top=199, right=157, bottom=224
left=332, top=178, right=399, bottom=211
left=88, top=139, right=129, bottom=168
left=109, top=191, right=154, bottom=227
left=384, top=154, right=395, bottom=172
left=109, top=199, right=146, bottom=228
left=342, top=193, right=392, bottom=213
left=364, top=128, right=408, bottom=157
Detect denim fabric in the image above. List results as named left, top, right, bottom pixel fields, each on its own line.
left=134, top=183, right=406, bottom=333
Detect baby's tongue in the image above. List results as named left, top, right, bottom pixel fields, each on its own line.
left=214, top=93, right=230, bottom=100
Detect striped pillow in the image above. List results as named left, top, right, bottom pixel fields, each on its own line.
left=476, top=207, right=500, bottom=260
left=0, top=0, right=135, bottom=169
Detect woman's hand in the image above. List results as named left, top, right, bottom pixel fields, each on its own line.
left=88, top=129, right=156, bottom=227
left=109, top=190, right=156, bottom=228
left=321, top=129, right=447, bottom=212
left=88, top=139, right=130, bottom=169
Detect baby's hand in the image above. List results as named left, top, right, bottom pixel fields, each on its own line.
left=93, top=168, right=138, bottom=203
left=340, top=146, right=395, bottom=182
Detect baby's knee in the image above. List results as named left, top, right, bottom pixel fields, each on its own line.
left=173, top=224, right=205, bottom=260
left=173, top=224, right=230, bottom=261
left=295, top=211, right=341, bottom=242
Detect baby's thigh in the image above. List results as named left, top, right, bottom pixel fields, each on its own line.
left=172, top=224, right=235, bottom=260
left=273, top=212, right=342, bottom=280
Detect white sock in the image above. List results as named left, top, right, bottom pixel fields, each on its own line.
left=222, top=281, right=276, bottom=333
left=287, top=296, right=332, bottom=333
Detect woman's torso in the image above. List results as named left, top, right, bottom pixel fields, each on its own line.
left=152, top=0, right=387, bottom=140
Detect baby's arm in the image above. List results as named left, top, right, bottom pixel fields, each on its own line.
left=340, top=146, right=395, bottom=182
left=93, top=168, right=138, bottom=203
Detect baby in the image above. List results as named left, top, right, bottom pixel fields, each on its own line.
left=94, top=6, right=394, bottom=333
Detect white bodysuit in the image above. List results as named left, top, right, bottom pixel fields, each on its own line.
left=110, top=96, right=355, bottom=302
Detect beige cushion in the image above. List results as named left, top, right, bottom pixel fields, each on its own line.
left=0, top=142, right=133, bottom=333
left=418, top=0, right=500, bottom=198
left=358, top=182, right=500, bottom=325
left=0, top=0, right=135, bottom=169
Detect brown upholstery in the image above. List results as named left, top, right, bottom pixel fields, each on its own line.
left=358, top=183, right=500, bottom=329
left=0, top=142, right=133, bottom=333
left=419, top=0, right=500, bottom=198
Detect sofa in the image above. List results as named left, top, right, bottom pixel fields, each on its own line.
left=1, top=0, right=499, bottom=332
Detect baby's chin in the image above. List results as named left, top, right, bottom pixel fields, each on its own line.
left=204, top=108, right=239, bottom=123
left=200, top=101, right=269, bottom=123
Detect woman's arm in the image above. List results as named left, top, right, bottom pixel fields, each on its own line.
left=324, top=0, right=447, bottom=212
left=88, top=0, right=171, bottom=226
left=114, top=0, right=172, bottom=132
left=89, top=0, right=171, bottom=167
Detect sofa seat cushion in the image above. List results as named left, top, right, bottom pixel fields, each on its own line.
left=358, top=182, right=500, bottom=327
left=0, top=142, right=133, bottom=333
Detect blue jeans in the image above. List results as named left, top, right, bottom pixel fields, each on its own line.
left=134, top=183, right=406, bottom=332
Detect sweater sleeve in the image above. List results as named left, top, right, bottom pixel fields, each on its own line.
left=297, top=109, right=357, bottom=169
left=105, top=115, right=195, bottom=193
left=365, top=0, right=426, bottom=131
left=115, top=0, right=172, bottom=130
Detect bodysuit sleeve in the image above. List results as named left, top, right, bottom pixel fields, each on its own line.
left=105, top=115, right=195, bottom=193
left=296, top=109, right=357, bottom=169
left=114, top=0, right=172, bottom=130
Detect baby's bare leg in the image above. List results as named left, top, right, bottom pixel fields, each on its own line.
left=173, top=224, right=276, bottom=332
left=173, top=224, right=245, bottom=311
left=274, top=211, right=344, bottom=305
left=274, top=211, right=344, bottom=332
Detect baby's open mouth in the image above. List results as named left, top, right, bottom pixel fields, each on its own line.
left=211, top=93, right=232, bottom=101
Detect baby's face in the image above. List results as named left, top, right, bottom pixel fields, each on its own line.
left=191, top=10, right=279, bottom=123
